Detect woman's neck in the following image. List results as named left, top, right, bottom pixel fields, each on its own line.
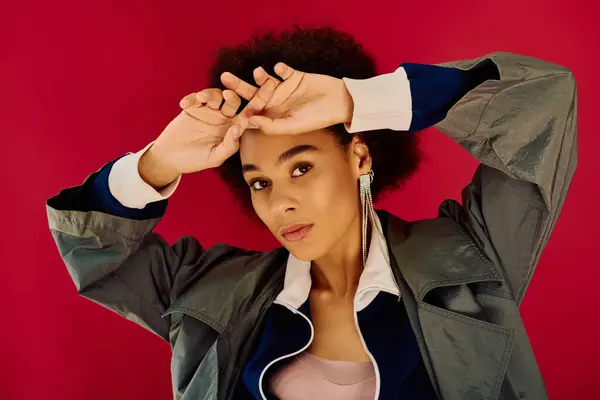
left=310, top=213, right=371, bottom=299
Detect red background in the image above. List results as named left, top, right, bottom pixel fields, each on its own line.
left=2, top=0, right=598, bottom=398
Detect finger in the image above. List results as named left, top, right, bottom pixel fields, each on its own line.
left=274, top=62, right=296, bottom=80
left=209, top=124, right=242, bottom=166
left=220, top=72, right=258, bottom=100
left=198, top=89, right=224, bottom=110
left=179, top=88, right=220, bottom=109
left=180, top=92, right=200, bottom=109
left=253, top=66, right=280, bottom=86
left=240, top=79, right=276, bottom=118
left=182, top=104, right=230, bottom=126
left=247, top=115, right=305, bottom=135
left=220, top=90, right=241, bottom=117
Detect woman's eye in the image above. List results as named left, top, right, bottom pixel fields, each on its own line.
left=250, top=180, right=269, bottom=191
left=248, top=164, right=312, bottom=192
left=292, top=164, right=312, bottom=177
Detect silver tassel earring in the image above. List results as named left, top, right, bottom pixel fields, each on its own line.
left=359, top=170, right=391, bottom=269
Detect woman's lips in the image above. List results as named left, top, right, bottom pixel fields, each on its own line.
left=282, top=225, right=313, bottom=242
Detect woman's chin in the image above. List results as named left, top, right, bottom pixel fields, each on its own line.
left=285, top=244, right=324, bottom=262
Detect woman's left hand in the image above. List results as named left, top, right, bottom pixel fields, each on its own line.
left=220, top=63, right=354, bottom=135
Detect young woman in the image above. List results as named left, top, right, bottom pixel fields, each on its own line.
left=46, top=27, right=578, bottom=400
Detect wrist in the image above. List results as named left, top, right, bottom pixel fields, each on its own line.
left=334, top=78, right=354, bottom=125
left=138, top=145, right=181, bottom=190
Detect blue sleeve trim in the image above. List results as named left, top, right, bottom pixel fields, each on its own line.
left=86, top=154, right=168, bottom=220
left=401, top=58, right=500, bottom=133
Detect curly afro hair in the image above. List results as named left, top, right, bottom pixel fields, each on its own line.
left=208, top=25, right=421, bottom=219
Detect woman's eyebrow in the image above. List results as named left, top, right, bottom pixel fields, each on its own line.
left=242, top=144, right=321, bottom=174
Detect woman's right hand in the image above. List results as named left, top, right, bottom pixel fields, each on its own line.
left=143, top=79, right=277, bottom=182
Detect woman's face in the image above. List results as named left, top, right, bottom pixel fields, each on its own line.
left=239, top=129, right=372, bottom=261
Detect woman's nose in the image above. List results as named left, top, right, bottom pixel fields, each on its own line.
left=268, top=185, right=298, bottom=216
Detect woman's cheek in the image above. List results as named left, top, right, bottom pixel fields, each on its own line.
left=310, top=172, right=351, bottom=210
left=250, top=193, right=271, bottom=225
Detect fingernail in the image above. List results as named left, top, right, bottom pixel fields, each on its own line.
left=180, top=99, right=189, bottom=108
left=248, top=121, right=258, bottom=129
left=232, top=126, right=241, bottom=138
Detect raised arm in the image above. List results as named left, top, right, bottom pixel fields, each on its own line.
left=343, top=51, right=578, bottom=304
left=45, top=144, right=241, bottom=341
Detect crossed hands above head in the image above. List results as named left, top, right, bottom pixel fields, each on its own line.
left=180, top=62, right=354, bottom=137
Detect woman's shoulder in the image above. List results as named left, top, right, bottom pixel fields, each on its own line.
left=167, top=243, right=288, bottom=334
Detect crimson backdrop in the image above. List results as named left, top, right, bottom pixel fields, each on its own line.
left=1, top=0, right=598, bottom=399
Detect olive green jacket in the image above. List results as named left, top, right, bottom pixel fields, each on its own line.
left=46, top=51, right=578, bottom=400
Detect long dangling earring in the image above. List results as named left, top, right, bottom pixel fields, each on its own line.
left=359, top=170, right=390, bottom=268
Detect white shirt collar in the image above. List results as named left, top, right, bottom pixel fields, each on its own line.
left=274, top=211, right=400, bottom=312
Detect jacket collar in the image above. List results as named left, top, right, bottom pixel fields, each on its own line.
left=274, top=211, right=400, bottom=312
left=382, top=209, right=505, bottom=301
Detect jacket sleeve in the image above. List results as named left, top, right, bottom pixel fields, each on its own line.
left=45, top=145, right=244, bottom=342
left=428, top=52, right=577, bottom=305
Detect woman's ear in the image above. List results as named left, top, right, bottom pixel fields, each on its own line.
left=350, top=135, right=373, bottom=176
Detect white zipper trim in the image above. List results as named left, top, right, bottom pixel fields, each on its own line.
left=258, top=299, right=315, bottom=400
left=354, top=287, right=387, bottom=400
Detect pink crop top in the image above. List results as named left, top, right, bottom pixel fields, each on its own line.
left=268, top=351, right=376, bottom=399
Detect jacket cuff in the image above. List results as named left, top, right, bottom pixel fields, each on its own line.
left=107, top=141, right=182, bottom=209
left=342, top=66, right=412, bottom=133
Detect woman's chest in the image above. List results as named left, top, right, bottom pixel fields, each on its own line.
left=307, top=292, right=370, bottom=362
